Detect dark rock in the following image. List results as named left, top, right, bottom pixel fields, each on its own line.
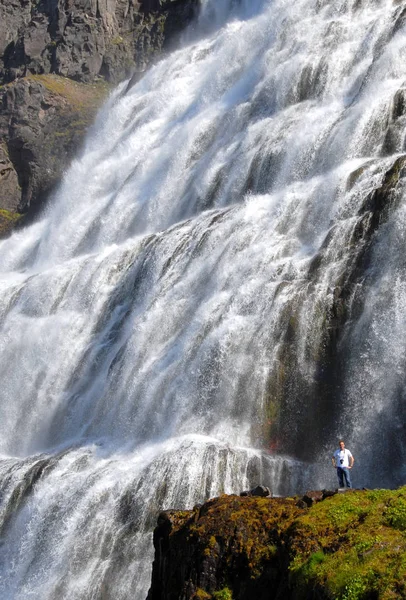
left=251, top=485, right=272, bottom=497
left=0, top=0, right=200, bottom=85
left=0, top=75, right=111, bottom=216
left=301, top=490, right=323, bottom=507
left=322, top=489, right=338, bottom=499
left=392, top=88, right=406, bottom=120
left=147, top=494, right=303, bottom=600
left=157, top=510, right=173, bottom=526
left=381, top=88, right=406, bottom=156
left=240, top=485, right=272, bottom=497
left=296, top=489, right=337, bottom=507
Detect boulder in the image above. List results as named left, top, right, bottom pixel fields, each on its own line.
left=251, top=485, right=272, bottom=497
left=301, top=490, right=324, bottom=507
left=240, top=485, right=272, bottom=497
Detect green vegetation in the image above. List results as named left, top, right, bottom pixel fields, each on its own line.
left=194, top=590, right=212, bottom=600
left=169, top=488, right=406, bottom=599
left=0, top=209, right=23, bottom=237
left=212, top=588, right=233, bottom=600
left=289, top=488, right=406, bottom=599
left=27, top=74, right=111, bottom=113
left=384, top=489, right=406, bottom=531
left=111, top=35, right=124, bottom=45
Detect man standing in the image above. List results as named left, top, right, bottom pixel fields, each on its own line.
left=332, top=440, right=354, bottom=488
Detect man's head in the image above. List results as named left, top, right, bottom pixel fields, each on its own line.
left=339, top=440, right=345, bottom=450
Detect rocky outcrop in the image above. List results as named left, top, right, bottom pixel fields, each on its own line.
left=147, top=487, right=406, bottom=600
left=0, top=0, right=199, bottom=236
left=0, top=0, right=199, bottom=84
left=0, top=74, right=110, bottom=216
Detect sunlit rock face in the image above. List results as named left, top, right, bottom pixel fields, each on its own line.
left=0, top=0, right=200, bottom=84
left=1, top=0, right=406, bottom=598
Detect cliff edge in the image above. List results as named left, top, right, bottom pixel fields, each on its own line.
left=147, top=487, right=406, bottom=600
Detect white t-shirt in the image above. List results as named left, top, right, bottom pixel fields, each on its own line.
left=334, top=448, right=353, bottom=468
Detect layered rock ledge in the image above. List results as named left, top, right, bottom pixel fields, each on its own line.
left=147, top=487, right=406, bottom=600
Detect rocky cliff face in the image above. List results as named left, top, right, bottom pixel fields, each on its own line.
left=0, top=0, right=199, bottom=84
left=0, top=0, right=199, bottom=234
left=0, top=74, right=110, bottom=215
left=147, top=488, right=406, bottom=600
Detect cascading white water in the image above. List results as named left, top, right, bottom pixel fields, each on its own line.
left=1, top=0, right=406, bottom=597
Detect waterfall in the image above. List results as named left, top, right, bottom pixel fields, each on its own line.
left=1, top=0, right=406, bottom=597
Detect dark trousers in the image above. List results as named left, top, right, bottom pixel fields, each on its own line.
left=337, top=467, right=352, bottom=488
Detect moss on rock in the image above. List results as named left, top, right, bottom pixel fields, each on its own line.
left=27, top=74, right=111, bottom=115
left=0, top=208, right=23, bottom=238
left=148, top=488, right=406, bottom=600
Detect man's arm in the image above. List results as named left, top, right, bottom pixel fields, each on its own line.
left=332, top=454, right=336, bottom=467
left=348, top=451, right=354, bottom=468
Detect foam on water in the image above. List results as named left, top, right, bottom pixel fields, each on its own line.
left=1, top=0, right=406, bottom=597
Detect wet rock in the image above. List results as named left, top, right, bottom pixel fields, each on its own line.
left=391, top=88, right=406, bottom=120
left=381, top=88, right=406, bottom=156
left=264, top=154, right=406, bottom=463
left=0, top=455, right=57, bottom=537
left=345, top=160, right=375, bottom=191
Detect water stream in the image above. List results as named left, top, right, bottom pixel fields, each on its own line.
left=1, top=0, right=406, bottom=597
